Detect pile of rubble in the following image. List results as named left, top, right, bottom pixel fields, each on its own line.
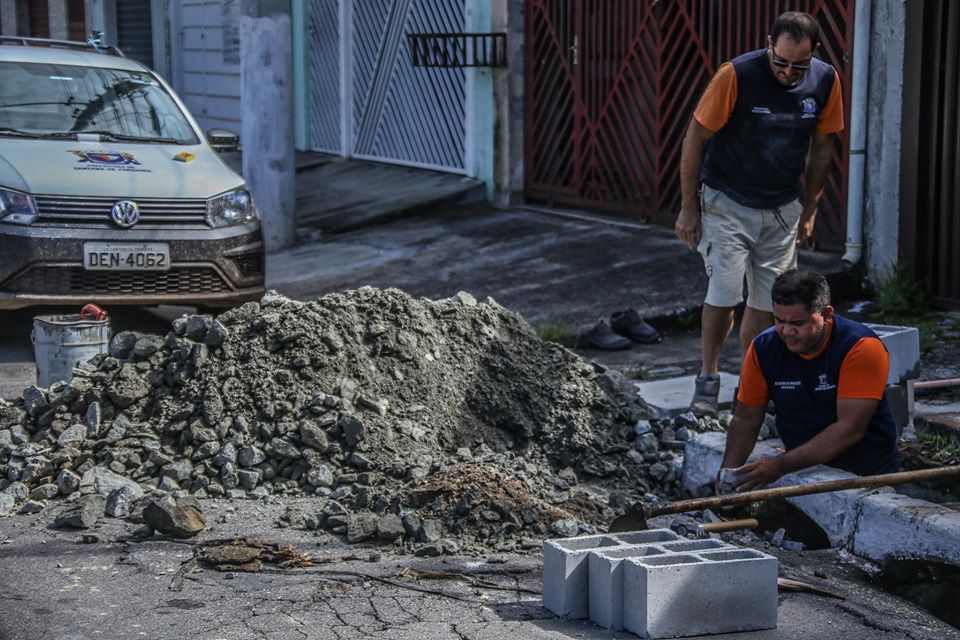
left=0, top=288, right=698, bottom=552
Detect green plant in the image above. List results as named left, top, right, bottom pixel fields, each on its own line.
left=874, top=263, right=929, bottom=320
left=534, top=323, right=577, bottom=347
left=916, top=430, right=960, bottom=462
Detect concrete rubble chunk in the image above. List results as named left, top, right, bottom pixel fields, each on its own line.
left=143, top=497, right=206, bottom=538
left=109, top=331, right=138, bottom=359
left=133, top=336, right=163, bottom=358
left=185, top=315, right=212, bottom=342
left=0, top=493, right=14, bottom=516
left=29, top=483, right=58, bottom=501
left=105, top=485, right=138, bottom=518
left=83, top=402, right=102, bottom=438
left=80, top=467, right=144, bottom=499
left=22, top=387, right=48, bottom=417
left=377, top=514, right=405, bottom=541
left=57, top=423, right=85, bottom=448
left=54, top=494, right=105, bottom=529
left=339, top=416, right=365, bottom=448
left=347, top=513, right=379, bottom=543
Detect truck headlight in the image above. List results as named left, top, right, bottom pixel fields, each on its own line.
left=0, top=187, right=38, bottom=225
left=206, top=188, right=259, bottom=228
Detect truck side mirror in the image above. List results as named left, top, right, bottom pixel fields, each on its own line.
left=207, top=128, right=240, bottom=153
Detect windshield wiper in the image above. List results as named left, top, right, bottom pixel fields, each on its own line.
left=73, top=130, right=183, bottom=144
left=0, top=127, right=41, bottom=138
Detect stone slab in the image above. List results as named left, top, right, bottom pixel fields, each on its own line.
left=635, top=372, right=740, bottom=417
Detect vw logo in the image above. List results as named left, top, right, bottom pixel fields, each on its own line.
left=111, top=200, right=140, bottom=228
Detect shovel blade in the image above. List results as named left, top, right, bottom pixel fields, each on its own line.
left=608, top=508, right=648, bottom=533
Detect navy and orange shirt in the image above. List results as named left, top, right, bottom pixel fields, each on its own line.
left=737, top=314, right=899, bottom=476
left=694, top=48, right=844, bottom=209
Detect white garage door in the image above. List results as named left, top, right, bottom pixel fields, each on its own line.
left=308, top=0, right=467, bottom=173
left=169, top=0, right=242, bottom=133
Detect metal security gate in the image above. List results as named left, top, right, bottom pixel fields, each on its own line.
left=308, top=0, right=467, bottom=172
left=308, top=0, right=341, bottom=153
left=901, top=0, right=960, bottom=307
left=525, top=0, right=854, bottom=247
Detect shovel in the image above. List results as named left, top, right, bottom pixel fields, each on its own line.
left=609, top=465, right=960, bottom=532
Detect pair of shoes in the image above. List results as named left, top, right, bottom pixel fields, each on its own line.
left=610, top=308, right=660, bottom=344
left=578, top=320, right=632, bottom=350
left=690, top=374, right=720, bottom=417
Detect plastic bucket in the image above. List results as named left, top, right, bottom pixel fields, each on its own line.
left=32, top=306, right=110, bottom=388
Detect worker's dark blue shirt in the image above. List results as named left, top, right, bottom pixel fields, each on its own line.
left=701, top=49, right=838, bottom=209
left=751, top=315, right=900, bottom=476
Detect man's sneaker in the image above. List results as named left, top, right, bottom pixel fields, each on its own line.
left=610, top=308, right=660, bottom=344
left=690, top=374, right=721, bottom=417
left=577, top=320, right=632, bottom=351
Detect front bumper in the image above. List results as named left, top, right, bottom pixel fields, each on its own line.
left=0, top=222, right=265, bottom=309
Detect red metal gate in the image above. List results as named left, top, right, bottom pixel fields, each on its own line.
left=524, top=0, right=855, bottom=247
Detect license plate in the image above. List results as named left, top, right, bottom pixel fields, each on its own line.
left=83, top=242, right=170, bottom=271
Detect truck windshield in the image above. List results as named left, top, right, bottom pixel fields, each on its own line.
left=0, top=61, right=199, bottom=143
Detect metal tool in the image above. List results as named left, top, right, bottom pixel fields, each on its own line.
left=670, top=516, right=759, bottom=539
left=609, top=465, right=960, bottom=532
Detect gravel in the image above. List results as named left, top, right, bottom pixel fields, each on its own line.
left=0, top=288, right=718, bottom=553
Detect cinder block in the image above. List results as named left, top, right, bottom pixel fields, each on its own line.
left=864, top=323, right=920, bottom=384
left=588, top=545, right=665, bottom=630
left=622, top=548, right=778, bottom=638
left=657, top=539, right=728, bottom=553
left=542, top=534, right=622, bottom=619
left=611, top=529, right=682, bottom=546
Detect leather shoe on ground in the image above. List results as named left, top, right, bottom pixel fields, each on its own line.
left=578, top=320, right=632, bottom=351
left=610, top=308, right=660, bottom=344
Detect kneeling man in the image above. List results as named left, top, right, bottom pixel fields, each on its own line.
left=721, top=269, right=899, bottom=491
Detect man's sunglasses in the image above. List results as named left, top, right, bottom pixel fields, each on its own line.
left=770, top=48, right=811, bottom=71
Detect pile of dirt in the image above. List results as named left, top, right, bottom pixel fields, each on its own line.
left=0, top=288, right=689, bottom=552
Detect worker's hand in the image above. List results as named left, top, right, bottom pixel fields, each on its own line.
left=675, top=204, right=701, bottom=250
left=797, top=209, right=817, bottom=245
left=732, top=455, right=786, bottom=491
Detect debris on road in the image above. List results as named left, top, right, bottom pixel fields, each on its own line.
left=0, top=288, right=706, bottom=551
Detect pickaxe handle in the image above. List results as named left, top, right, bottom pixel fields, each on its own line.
left=701, top=518, right=758, bottom=533
left=646, top=465, right=960, bottom=519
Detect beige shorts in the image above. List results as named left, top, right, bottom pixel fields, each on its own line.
left=697, top=184, right=801, bottom=312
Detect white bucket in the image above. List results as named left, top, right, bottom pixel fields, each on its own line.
left=32, top=312, right=110, bottom=388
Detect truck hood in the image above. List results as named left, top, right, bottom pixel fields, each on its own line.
left=0, top=138, right=244, bottom=198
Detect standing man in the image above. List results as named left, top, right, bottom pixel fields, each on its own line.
left=675, top=11, right=844, bottom=417
left=720, top=269, right=899, bottom=490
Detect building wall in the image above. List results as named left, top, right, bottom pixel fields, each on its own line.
left=0, top=0, right=17, bottom=34
left=48, top=0, right=68, bottom=39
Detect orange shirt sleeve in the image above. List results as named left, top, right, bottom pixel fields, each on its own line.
left=694, top=62, right=737, bottom=133
left=737, top=342, right=769, bottom=407
left=816, top=69, right=844, bottom=134
left=837, top=338, right=889, bottom=399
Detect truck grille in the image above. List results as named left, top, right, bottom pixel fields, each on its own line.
left=33, top=195, right=209, bottom=227
left=5, top=266, right=230, bottom=294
